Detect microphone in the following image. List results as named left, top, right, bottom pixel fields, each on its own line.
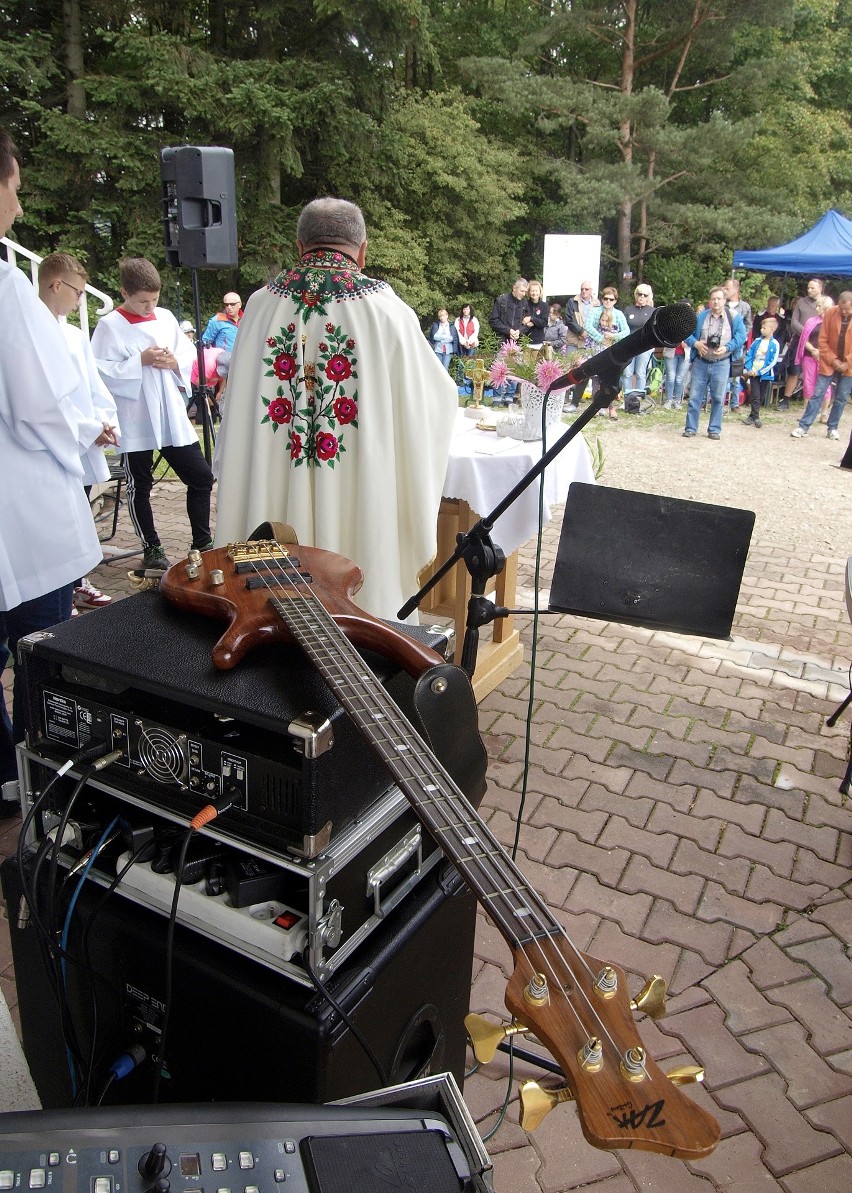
left=547, top=301, right=697, bottom=392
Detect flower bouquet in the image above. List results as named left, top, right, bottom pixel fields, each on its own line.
left=487, top=341, right=588, bottom=440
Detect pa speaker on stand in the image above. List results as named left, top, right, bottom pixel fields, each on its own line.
left=160, top=145, right=238, bottom=461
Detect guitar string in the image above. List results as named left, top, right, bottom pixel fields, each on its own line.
left=242, top=548, right=631, bottom=1061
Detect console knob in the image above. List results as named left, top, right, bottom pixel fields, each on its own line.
left=138, top=1145, right=171, bottom=1181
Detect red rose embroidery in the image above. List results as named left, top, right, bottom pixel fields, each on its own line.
left=346, top=338, right=355, bottom=350
left=333, top=396, right=357, bottom=424
left=318, top=342, right=328, bottom=352
left=287, top=322, right=296, bottom=332
left=325, top=322, right=335, bottom=333
left=315, top=432, right=338, bottom=460
left=290, top=432, right=302, bottom=460
left=266, top=337, right=276, bottom=347
left=268, top=397, right=292, bottom=425
left=302, top=291, right=319, bottom=307
left=325, top=354, right=352, bottom=382
left=272, top=352, right=297, bottom=381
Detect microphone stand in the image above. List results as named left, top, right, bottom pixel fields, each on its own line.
left=399, top=370, right=622, bottom=679
left=190, top=267, right=216, bottom=465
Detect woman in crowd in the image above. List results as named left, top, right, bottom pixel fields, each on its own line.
left=523, top=279, right=549, bottom=348
left=585, top=286, right=629, bottom=419
left=427, top=307, right=460, bottom=370
left=455, top=303, right=479, bottom=356
left=662, top=303, right=694, bottom=410
left=795, top=294, right=834, bottom=421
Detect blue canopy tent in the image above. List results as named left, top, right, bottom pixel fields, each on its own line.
left=733, top=209, right=852, bottom=274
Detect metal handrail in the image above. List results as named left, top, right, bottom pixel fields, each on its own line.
left=1, top=236, right=113, bottom=336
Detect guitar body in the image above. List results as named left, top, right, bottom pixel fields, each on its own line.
left=160, top=541, right=719, bottom=1161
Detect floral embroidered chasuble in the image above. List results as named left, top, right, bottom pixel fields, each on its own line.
left=214, top=251, right=458, bottom=620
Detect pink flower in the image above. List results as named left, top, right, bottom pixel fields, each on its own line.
left=267, top=397, right=292, bottom=425
left=489, top=359, right=510, bottom=388
left=272, top=352, right=298, bottom=381
left=315, top=431, right=338, bottom=460
left=324, top=354, right=352, bottom=382
left=333, top=395, right=357, bottom=424
left=535, top=359, right=564, bottom=390
left=266, top=337, right=276, bottom=348
left=290, top=432, right=302, bottom=460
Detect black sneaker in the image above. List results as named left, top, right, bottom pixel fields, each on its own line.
left=191, top=539, right=215, bottom=552
left=142, top=545, right=171, bottom=571
left=682, top=429, right=696, bottom=438
left=741, top=415, right=755, bottom=426
left=777, top=399, right=790, bottom=410
left=708, top=431, right=721, bottom=440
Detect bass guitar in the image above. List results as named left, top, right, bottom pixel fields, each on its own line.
left=160, top=540, right=720, bottom=1160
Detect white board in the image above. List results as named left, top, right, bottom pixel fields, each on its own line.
left=542, top=235, right=602, bottom=299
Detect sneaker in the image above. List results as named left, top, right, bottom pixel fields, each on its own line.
left=741, top=415, right=755, bottom=426
left=753, top=418, right=762, bottom=428
left=142, top=545, right=171, bottom=571
left=682, top=429, right=696, bottom=438
left=191, top=538, right=215, bottom=551
left=662, top=400, right=674, bottom=410
left=828, top=429, right=840, bottom=440
left=71, top=607, right=80, bottom=617
left=564, top=403, right=578, bottom=412
left=708, top=431, right=721, bottom=440
left=73, top=577, right=111, bottom=609
left=790, top=427, right=807, bottom=438
left=777, top=399, right=790, bottom=410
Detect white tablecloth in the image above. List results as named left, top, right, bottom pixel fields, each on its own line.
left=442, top=410, right=596, bottom=555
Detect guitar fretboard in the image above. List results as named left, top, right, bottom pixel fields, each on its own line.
left=270, top=593, right=561, bottom=949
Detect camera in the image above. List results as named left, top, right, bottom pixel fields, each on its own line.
left=706, top=334, right=721, bottom=350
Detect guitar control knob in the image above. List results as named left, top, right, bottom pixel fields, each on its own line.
left=210, top=569, right=225, bottom=586
left=138, top=1145, right=171, bottom=1181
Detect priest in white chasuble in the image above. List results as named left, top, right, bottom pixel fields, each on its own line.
left=214, top=197, right=458, bottom=621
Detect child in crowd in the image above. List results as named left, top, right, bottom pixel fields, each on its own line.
left=91, top=257, right=214, bottom=570
left=741, top=317, right=780, bottom=429
left=38, top=252, right=120, bottom=607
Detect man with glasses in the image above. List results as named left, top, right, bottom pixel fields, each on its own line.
left=201, top=291, right=242, bottom=352
left=620, top=284, right=655, bottom=411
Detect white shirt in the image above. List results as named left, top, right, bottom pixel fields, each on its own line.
left=0, top=261, right=103, bottom=609
left=91, top=307, right=196, bottom=452
left=60, top=321, right=121, bottom=485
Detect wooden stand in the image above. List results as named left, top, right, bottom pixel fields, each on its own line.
left=419, top=497, right=524, bottom=702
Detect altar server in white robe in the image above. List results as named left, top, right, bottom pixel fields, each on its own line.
left=0, top=129, right=105, bottom=788
left=91, top=257, right=213, bottom=571
left=214, top=197, right=458, bottom=621
left=38, top=251, right=121, bottom=609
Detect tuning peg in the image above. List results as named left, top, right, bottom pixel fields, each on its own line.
left=464, top=1013, right=529, bottom=1065
left=665, top=1064, right=705, bottom=1086
left=630, top=974, right=667, bottom=1020
left=518, top=1080, right=575, bottom=1131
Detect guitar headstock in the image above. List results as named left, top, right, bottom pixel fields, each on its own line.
left=496, top=937, right=719, bottom=1159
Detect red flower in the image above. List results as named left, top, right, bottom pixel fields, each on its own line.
left=333, top=395, right=357, bottom=424
left=324, top=354, right=352, bottom=382
left=290, top=432, right=302, bottom=460
left=315, top=432, right=338, bottom=460
left=272, top=352, right=298, bottom=381
left=302, top=291, right=319, bottom=308
left=266, top=337, right=276, bottom=347
left=346, top=338, right=355, bottom=350
left=287, top=322, right=296, bottom=333
left=267, top=397, right=292, bottom=425
left=318, top=342, right=328, bottom=352
left=325, top=322, right=335, bottom=333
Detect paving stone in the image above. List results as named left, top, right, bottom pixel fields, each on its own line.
left=763, top=808, right=839, bottom=861
left=717, top=823, right=797, bottom=874
left=763, top=976, right=852, bottom=1054
left=702, top=959, right=793, bottom=1035
left=809, top=898, right=852, bottom=945
left=546, top=833, right=630, bottom=888
left=803, top=1091, right=852, bottom=1152
left=742, top=1020, right=852, bottom=1108
left=533, top=1101, right=623, bottom=1191
left=733, top=774, right=807, bottom=818
left=607, top=741, right=676, bottom=783
left=529, top=796, right=608, bottom=843
left=644, top=900, right=734, bottom=968
left=687, top=1130, right=785, bottom=1190
left=773, top=918, right=832, bottom=949
left=618, top=1146, right=723, bottom=1191
left=488, top=1143, right=542, bottom=1192
left=739, top=937, right=815, bottom=990
left=578, top=781, right=654, bottom=828
left=646, top=803, right=723, bottom=851
left=777, top=1153, right=852, bottom=1193
left=663, top=1002, right=771, bottom=1089
left=487, top=809, right=558, bottom=862
left=788, top=935, right=852, bottom=1004
left=691, top=788, right=767, bottom=834
left=564, top=871, right=652, bottom=939
left=715, top=1072, right=842, bottom=1176
left=671, top=839, right=751, bottom=896
left=559, top=754, right=633, bottom=794
left=624, top=767, right=695, bottom=812
left=598, top=815, right=679, bottom=867
left=745, top=866, right=829, bottom=913
left=698, top=881, right=785, bottom=936
left=791, top=847, right=850, bottom=891
left=667, top=757, right=738, bottom=799
left=590, top=918, right=682, bottom=988
left=620, top=854, right=705, bottom=914
left=669, top=947, right=719, bottom=999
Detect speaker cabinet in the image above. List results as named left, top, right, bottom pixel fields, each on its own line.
left=160, top=146, right=238, bottom=269
left=2, top=856, right=477, bottom=1110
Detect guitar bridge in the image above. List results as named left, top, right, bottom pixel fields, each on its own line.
left=228, top=540, right=292, bottom=564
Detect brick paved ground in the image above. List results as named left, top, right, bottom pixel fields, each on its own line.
left=1, top=443, right=851, bottom=1191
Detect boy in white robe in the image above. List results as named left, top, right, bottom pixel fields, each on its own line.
left=91, top=257, right=214, bottom=570
left=38, top=252, right=120, bottom=608
left=0, top=129, right=104, bottom=791
left=214, top=197, right=458, bottom=621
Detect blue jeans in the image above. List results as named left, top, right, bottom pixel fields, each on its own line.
left=664, top=354, right=690, bottom=405
left=798, top=372, right=852, bottom=432
left=433, top=348, right=452, bottom=371
left=685, top=357, right=731, bottom=435
left=621, top=349, right=654, bottom=396
left=0, top=584, right=74, bottom=782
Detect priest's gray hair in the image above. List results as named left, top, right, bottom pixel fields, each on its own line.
left=297, top=198, right=366, bottom=250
